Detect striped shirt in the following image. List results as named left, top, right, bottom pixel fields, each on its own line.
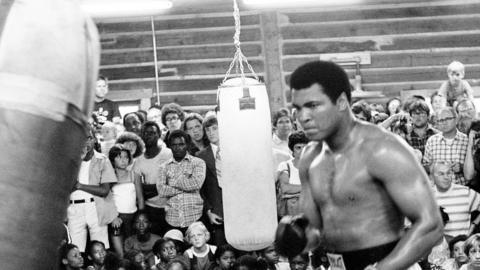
left=434, top=184, right=480, bottom=236
left=157, top=154, right=206, bottom=228
left=423, top=131, right=469, bottom=185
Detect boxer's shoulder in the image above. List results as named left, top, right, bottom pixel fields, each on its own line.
left=299, top=141, right=323, bottom=167
left=354, top=121, right=406, bottom=153
left=297, top=141, right=323, bottom=184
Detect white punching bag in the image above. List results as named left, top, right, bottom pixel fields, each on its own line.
left=217, top=77, right=277, bottom=251
left=0, top=0, right=99, bottom=269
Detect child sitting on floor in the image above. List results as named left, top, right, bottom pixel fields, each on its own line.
left=208, top=244, right=237, bottom=270
left=184, top=222, right=217, bottom=270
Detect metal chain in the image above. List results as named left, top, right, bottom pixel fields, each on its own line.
left=222, top=0, right=259, bottom=85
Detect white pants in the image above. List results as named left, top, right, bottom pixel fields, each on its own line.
left=67, top=201, right=109, bottom=252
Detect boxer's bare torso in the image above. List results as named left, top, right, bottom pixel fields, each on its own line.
left=300, top=123, right=405, bottom=252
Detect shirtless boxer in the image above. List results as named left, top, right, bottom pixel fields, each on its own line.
left=275, top=61, right=442, bottom=270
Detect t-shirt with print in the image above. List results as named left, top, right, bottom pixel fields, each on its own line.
left=93, top=98, right=120, bottom=124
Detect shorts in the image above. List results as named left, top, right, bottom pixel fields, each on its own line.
left=326, top=240, right=398, bottom=270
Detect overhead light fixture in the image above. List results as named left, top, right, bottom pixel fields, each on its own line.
left=81, top=0, right=172, bottom=19
left=242, top=0, right=360, bottom=7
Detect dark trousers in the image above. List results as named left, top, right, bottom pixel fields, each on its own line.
left=210, top=224, right=227, bottom=246
left=201, top=214, right=227, bottom=246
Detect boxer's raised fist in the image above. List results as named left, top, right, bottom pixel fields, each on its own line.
left=275, top=214, right=310, bottom=257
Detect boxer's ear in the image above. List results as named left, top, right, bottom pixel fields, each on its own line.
left=336, top=92, right=349, bottom=111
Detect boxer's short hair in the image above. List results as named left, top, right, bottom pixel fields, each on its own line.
left=290, top=60, right=351, bottom=103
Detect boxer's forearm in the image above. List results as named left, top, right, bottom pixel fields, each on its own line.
left=375, top=216, right=442, bottom=270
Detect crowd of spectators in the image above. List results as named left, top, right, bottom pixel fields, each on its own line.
left=60, top=61, right=480, bottom=270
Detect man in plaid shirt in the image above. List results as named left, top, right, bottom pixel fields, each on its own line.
left=423, top=107, right=469, bottom=185
left=406, top=100, right=438, bottom=155
left=157, top=130, right=206, bottom=232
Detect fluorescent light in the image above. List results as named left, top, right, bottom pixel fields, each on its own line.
left=81, top=0, right=172, bottom=19
left=242, top=0, right=360, bottom=7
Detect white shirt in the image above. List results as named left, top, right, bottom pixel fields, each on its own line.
left=70, top=160, right=94, bottom=200
left=277, top=158, right=301, bottom=185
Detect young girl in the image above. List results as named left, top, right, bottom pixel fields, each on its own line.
left=115, top=131, right=145, bottom=169
left=109, top=145, right=145, bottom=257
left=442, top=235, right=468, bottom=270
left=460, top=234, right=480, bottom=270
left=276, top=131, right=309, bottom=217
left=184, top=222, right=217, bottom=270
left=86, top=241, right=107, bottom=270
left=209, top=244, right=237, bottom=270
left=59, top=243, right=84, bottom=270
left=152, top=238, right=189, bottom=270
left=258, top=244, right=280, bottom=270
left=288, top=252, right=312, bottom=270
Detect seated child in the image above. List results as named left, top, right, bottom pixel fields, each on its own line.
left=151, top=238, right=189, bottom=270
left=103, top=251, right=124, bottom=270
left=438, top=61, right=474, bottom=107
left=58, top=243, right=84, bottom=270
left=233, top=255, right=258, bottom=270
left=124, top=211, right=162, bottom=264
left=167, top=258, right=191, bottom=270
left=125, top=249, right=148, bottom=270
left=459, top=233, right=480, bottom=270
left=164, top=229, right=187, bottom=254
left=183, top=222, right=217, bottom=270
left=288, top=252, right=313, bottom=270
left=442, top=234, right=468, bottom=270
left=86, top=240, right=107, bottom=270
left=208, top=244, right=237, bottom=270
left=258, top=244, right=288, bottom=270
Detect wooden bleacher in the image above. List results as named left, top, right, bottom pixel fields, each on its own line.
left=95, top=0, right=480, bottom=111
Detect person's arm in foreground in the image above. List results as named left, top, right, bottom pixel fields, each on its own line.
left=367, top=136, right=442, bottom=270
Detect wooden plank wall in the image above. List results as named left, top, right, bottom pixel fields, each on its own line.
left=96, top=10, right=264, bottom=112
left=280, top=1, right=480, bottom=102
left=96, top=0, right=480, bottom=112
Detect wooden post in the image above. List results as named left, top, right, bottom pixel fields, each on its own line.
left=260, top=11, right=286, bottom=112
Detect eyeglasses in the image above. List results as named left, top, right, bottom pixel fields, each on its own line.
left=436, top=117, right=455, bottom=124
left=166, top=116, right=179, bottom=122
left=411, top=112, right=427, bottom=117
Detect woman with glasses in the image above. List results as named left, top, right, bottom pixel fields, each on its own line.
left=161, top=103, right=185, bottom=143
